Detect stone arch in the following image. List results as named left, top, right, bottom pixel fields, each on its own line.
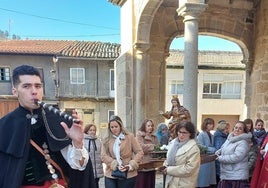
left=140, top=0, right=256, bottom=129
left=198, top=33, right=249, bottom=63
left=135, top=0, right=164, bottom=44
left=110, top=0, right=268, bottom=131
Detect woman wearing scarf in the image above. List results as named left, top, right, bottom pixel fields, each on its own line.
left=214, top=120, right=230, bottom=184
left=161, top=121, right=200, bottom=188
left=216, top=121, right=251, bottom=188
left=101, top=115, right=144, bottom=188
left=84, top=124, right=104, bottom=188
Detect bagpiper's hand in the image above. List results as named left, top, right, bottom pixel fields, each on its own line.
left=60, top=110, right=84, bottom=148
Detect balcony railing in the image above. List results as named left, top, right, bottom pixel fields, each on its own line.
left=58, top=80, right=113, bottom=98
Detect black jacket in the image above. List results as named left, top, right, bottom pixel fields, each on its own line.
left=0, top=105, right=95, bottom=188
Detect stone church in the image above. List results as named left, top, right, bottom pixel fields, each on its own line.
left=108, top=0, right=268, bottom=132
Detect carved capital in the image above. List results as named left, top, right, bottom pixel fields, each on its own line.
left=134, top=42, right=150, bottom=55
left=177, top=3, right=208, bottom=21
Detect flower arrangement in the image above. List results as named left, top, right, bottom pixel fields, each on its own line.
left=154, top=144, right=168, bottom=151
left=150, top=144, right=168, bottom=159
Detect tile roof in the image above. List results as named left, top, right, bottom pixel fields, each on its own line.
left=0, top=40, right=121, bottom=59
left=0, top=40, right=75, bottom=55
left=0, top=40, right=243, bottom=67
left=61, top=41, right=121, bottom=58
left=167, top=50, right=245, bottom=68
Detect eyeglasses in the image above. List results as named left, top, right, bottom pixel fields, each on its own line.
left=178, top=131, right=189, bottom=135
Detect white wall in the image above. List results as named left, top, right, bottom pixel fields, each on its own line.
left=165, top=68, right=246, bottom=130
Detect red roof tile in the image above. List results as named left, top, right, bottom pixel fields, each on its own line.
left=61, top=41, right=120, bottom=58
left=0, top=40, right=76, bottom=55
left=0, top=40, right=121, bottom=59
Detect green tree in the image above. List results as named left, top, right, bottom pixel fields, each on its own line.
left=0, top=29, right=21, bottom=40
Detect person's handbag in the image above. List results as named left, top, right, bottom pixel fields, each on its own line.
left=111, top=168, right=128, bottom=179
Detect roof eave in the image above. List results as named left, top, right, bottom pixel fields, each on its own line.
left=108, top=0, right=126, bottom=6
left=0, top=52, right=57, bottom=56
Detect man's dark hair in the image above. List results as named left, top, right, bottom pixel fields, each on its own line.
left=12, top=65, right=41, bottom=86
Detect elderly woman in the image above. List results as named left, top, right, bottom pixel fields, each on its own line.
left=216, top=121, right=251, bottom=188
left=214, top=120, right=230, bottom=184
left=134, top=119, right=159, bottom=188
left=161, top=121, right=200, bottom=188
left=101, top=115, right=144, bottom=188
left=156, top=122, right=170, bottom=146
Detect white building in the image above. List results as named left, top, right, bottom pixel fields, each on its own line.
left=165, top=50, right=246, bottom=130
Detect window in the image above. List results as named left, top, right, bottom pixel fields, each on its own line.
left=108, top=110, right=115, bottom=121
left=168, top=80, right=183, bottom=94
left=202, top=74, right=242, bottom=99
left=203, top=82, right=222, bottom=99
left=70, top=68, right=85, bottom=84
left=110, top=69, right=115, bottom=97
left=0, top=67, right=10, bottom=82
left=222, top=82, right=241, bottom=99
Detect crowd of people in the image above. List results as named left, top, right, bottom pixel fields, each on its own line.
left=0, top=65, right=267, bottom=188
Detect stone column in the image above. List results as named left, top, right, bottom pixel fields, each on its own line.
left=114, top=52, right=133, bottom=131
left=133, top=43, right=150, bottom=134
left=243, top=58, right=253, bottom=117
left=177, top=2, right=207, bottom=126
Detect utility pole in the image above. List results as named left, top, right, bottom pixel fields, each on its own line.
left=8, top=19, right=14, bottom=39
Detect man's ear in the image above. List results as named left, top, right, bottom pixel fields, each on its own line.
left=12, top=87, right=18, bottom=96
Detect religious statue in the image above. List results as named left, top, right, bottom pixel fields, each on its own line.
left=159, top=95, right=191, bottom=139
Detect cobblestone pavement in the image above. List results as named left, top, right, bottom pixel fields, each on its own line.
left=99, top=172, right=164, bottom=188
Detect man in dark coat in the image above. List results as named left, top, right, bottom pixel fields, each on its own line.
left=0, top=65, right=95, bottom=188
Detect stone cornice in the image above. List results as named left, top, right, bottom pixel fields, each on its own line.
left=108, top=0, right=126, bottom=6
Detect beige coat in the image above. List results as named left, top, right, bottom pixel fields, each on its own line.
left=136, top=130, right=158, bottom=164
left=101, top=133, right=144, bottom=179
left=165, top=139, right=200, bottom=188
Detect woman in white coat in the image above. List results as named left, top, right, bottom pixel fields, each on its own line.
left=216, top=121, right=251, bottom=188
left=161, top=121, right=200, bottom=188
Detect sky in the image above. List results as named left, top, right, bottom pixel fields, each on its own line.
left=0, top=0, right=241, bottom=51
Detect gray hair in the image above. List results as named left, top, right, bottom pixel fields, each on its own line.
left=217, top=120, right=230, bottom=132
left=157, top=123, right=168, bottom=132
